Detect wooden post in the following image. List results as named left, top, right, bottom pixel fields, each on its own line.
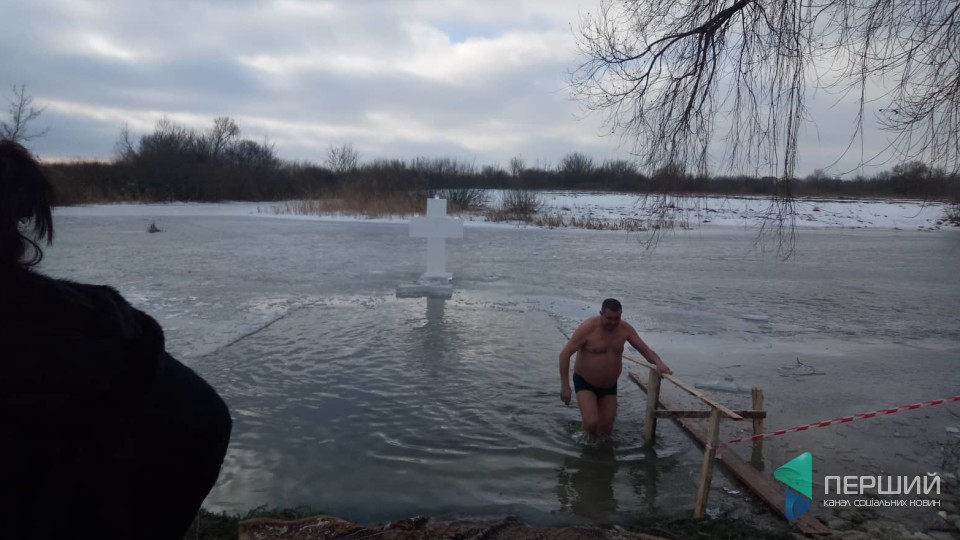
left=628, top=372, right=831, bottom=535
left=643, top=369, right=662, bottom=445
left=751, top=387, right=765, bottom=470
left=693, top=408, right=721, bottom=518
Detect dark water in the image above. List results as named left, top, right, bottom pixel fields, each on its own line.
left=42, top=214, right=960, bottom=526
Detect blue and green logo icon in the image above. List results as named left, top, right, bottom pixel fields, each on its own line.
left=774, top=452, right=813, bottom=520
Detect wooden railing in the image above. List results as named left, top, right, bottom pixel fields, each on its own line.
left=626, top=357, right=765, bottom=520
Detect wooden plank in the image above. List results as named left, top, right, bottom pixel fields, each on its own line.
left=693, top=408, right=721, bottom=517
left=643, top=370, right=662, bottom=444
left=655, top=410, right=767, bottom=419
left=623, top=353, right=743, bottom=420
left=656, top=410, right=713, bottom=418
left=752, top=387, right=765, bottom=433
left=629, top=372, right=831, bottom=536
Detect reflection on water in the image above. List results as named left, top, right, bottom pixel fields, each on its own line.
left=628, top=446, right=671, bottom=515
left=557, top=441, right=620, bottom=521
left=556, top=440, right=676, bottom=523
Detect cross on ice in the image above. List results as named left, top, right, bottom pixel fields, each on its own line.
left=396, top=197, right=463, bottom=299
left=408, top=198, right=463, bottom=282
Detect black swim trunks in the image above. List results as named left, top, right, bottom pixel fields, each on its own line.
left=572, top=372, right=618, bottom=398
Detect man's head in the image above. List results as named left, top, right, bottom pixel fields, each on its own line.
left=599, top=298, right=622, bottom=330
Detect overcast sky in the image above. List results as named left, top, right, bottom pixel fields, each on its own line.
left=2, top=0, right=898, bottom=177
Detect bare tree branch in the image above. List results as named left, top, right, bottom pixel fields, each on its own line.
left=572, top=0, right=959, bottom=256
left=114, top=123, right=137, bottom=162
left=1, top=84, right=49, bottom=143
left=208, top=116, right=240, bottom=161
left=325, top=143, right=360, bottom=175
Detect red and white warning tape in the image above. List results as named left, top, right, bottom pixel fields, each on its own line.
left=709, top=396, right=960, bottom=451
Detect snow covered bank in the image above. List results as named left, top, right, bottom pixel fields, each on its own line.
left=53, top=192, right=957, bottom=232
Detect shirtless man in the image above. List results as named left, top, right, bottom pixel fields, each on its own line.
left=559, top=299, right=672, bottom=436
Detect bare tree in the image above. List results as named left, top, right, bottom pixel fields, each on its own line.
left=559, top=152, right=595, bottom=177
left=572, top=0, right=960, bottom=255
left=509, top=155, right=526, bottom=177
left=114, top=123, right=137, bottom=163
left=1, top=84, right=49, bottom=142
left=138, top=116, right=203, bottom=159
left=325, top=143, right=359, bottom=174
left=598, top=158, right=637, bottom=181
left=208, top=116, right=240, bottom=161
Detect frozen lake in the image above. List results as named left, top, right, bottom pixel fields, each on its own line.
left=41, top=205, right=960, bottom=527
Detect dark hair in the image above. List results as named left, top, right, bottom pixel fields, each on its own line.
left=601, top=298, right=622, bottom=312
left=0, top=139, right=54, bottom=268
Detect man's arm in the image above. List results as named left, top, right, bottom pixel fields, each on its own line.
left=558, top=322, right=590, bottom=404
left=624, top=323, right=672, bottom=375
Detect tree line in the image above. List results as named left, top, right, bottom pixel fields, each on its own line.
left=40, top=116, right=959, bottom=206
left=1, top=84, right=955, bottom=207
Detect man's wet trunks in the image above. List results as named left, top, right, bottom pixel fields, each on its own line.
left=572, top=372, right=617, bottom=398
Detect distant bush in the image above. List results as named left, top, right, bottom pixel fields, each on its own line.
left=486, top=190, right=544, bottom=221
left=558, top=152, right=595, bottom=188
left=432, top=187, right=487, bottom=211
left=533, top=212, right=650, bottom=231
left=502, top=189, right=544, bottom=215
left=274, top=190, right=424, bottom=217
left=946, top=204, right=960, bottom=226
left=513, top=167, right=555, bottom=190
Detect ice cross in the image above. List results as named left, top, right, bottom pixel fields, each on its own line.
left=409, top=198, right=463, bottom=281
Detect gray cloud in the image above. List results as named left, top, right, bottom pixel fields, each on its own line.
left=1, top=0, right=898, bottom=176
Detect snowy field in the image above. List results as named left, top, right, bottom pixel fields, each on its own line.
left=53, top=191, right=957, bottom=232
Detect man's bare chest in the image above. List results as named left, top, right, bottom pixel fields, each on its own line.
left=582, top=330, right=627, bottom=355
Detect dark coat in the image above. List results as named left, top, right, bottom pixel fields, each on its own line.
left=1, top=266, right=231, bottom=539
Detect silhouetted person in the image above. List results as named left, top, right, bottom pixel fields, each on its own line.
left=0, top=140, right=232, bottom=539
